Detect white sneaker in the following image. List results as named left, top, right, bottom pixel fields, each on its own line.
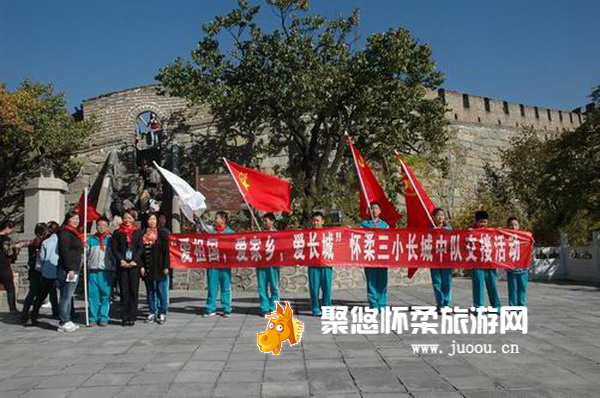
left=41, top=301, right=52, bottom=309
left=58, top=322, right=77, bottom=332
left=202, top=312, right=216, bottom=318
left=157, top=314, right=166, bottom=324
left=145, top=314, right=156, bottom=324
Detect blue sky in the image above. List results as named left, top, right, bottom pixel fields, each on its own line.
left=1, top=0, right=598, bottom=112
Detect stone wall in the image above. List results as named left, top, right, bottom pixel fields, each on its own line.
left=438, top=89, right=583, bottom=133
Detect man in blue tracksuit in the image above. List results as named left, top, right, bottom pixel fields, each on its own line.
left=204, top=211, right=234, bottom=318
left=358, top=202, right=389, bottom=310
left=430, top=208, right=453, bottom=310
left=308, top=211, right=332, bottom=316
left=257, top=212, right=280, bottom=316
left=506, top=216, right=528, bottom=307
left=472, top=210, right=501, bottom=309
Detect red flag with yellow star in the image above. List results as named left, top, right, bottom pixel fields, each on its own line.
left=224, top=159, right=292, bottom=212
left=397, top=155, right=437, bottom=278
left=346, top=135, right=402, bottom=227
left=397, top=156, right=436, bottom=229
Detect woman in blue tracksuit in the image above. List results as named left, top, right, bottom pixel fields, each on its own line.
left=430, top=208, right=453, bottom=310
left=506, top=216, right=528, bottom=307
left=204, top=211, right=234, bottom=318
left=358, top=202, right=389, bottom=310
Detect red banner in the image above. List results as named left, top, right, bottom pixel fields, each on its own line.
left=169, top=227, right=533, bottom=270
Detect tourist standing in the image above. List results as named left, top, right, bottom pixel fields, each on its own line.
left=30, top=221, right=60, bottom=324
left=0, top=220, right=19, bottom=314
left=57, top=212, right=85, bottom=332
left=112, top=210, right=144, bottom=326
left=142, top=213, right=170, bottom=324
left=21, top=223, right=51, bottom=325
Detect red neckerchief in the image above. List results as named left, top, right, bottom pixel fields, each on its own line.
left=142, top=227, right=158, bottom=245
left=119, top=223, right=138, bottom=245
left=215, top=224, right=226, bottom=233
left=95, top=231, right=111, bottom=250
left=64, top=225, right=85, bottom=244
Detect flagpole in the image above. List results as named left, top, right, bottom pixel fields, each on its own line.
left=223, top=158, right=262, bottom=231
left=83, top=188, right=90, bottom=327
left=395, top=153, right=436, bottom=227
left=345, top=133, right=375, bottom=222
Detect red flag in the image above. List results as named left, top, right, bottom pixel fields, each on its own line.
left=347, top=135, right=402, bottom=227
left=77, top=192, right=100, bottom=225
left=224, top=159, right=291, bottom=212
left=397, top=155, right=437, bottom=278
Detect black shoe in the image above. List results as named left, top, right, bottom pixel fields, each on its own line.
left=121, top=320, right=128, bottom=327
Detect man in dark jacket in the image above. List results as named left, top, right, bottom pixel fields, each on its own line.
left=0, top=220, right=19, bottom=313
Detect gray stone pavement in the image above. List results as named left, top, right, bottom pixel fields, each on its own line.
left=1, top=278, right=600, bottom=397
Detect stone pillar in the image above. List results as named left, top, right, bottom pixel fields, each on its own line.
left=23, top=177, right=69, bottom=238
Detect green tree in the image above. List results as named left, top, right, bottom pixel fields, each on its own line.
left=0, top=80, right=95, bottom=223
left=157, top=0, right=447, bottom=218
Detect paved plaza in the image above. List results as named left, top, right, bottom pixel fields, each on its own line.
left=0, top=278, right=599, bottom=397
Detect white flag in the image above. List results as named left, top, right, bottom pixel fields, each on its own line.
left=153, top=162, right=207, bottom=222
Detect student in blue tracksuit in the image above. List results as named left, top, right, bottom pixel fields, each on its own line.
left=471, top=211, right=501, bottom=309
left=506, top=216, right=528, bottom=307
left=86, top=217, right=116, bottom=327
left=257, top=212, right=280, bottom=316
left=430, top=208, right=453, bottom=310
left=358, top=202, right=389, bottom=310
left=204, top=211, right=234, bottom=318
left=308, top=211, right=332, bottom=316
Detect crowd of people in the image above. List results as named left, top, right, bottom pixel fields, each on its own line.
left=0, top=204, right=528, bottom=332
